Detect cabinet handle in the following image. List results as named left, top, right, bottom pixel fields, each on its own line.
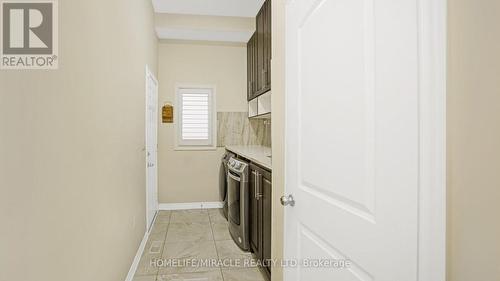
left=253, top=171, right=259, bottom=200
left=256, top=172, right=263, bottom=200
left=261, top=70, right=265, bottom=89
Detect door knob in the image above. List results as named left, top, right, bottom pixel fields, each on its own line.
left=280, top=194, right=295, bottom=207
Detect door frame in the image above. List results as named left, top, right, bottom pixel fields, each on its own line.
left=145, top=65, right=159, bottom=232
left=280, top=0, right=447, bottom=280
left=415, top=0, right=447, bottom=279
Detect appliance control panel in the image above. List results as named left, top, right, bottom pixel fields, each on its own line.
left=228, top=157, right=248, bottom=172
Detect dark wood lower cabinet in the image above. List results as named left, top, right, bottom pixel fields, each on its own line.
left=261, top=169, right=272, bottom=277
left=249, top=163, right=272, bottom=280
left=249, top=167, right=261, bottom=258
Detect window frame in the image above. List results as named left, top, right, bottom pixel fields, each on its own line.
left=174, top=84, right=217, bottom=151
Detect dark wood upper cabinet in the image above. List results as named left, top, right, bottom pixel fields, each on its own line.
left=256, top=7, right=264, bottom=94
left=264, top=0, right=271, bottom=91
left=247, top=33, right=257, bottom=101
left=247, top=0, right=271, bottom=101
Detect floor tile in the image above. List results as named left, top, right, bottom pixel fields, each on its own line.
left=159, top=240, right=219, bottom=274
left=135, top=253, right=161, bottom=276
left=154, top=211, right=171, bottom=225
left=132, top=275, right=156, bottom=281
left=145, top=232, right=167, bottom=255
left=158, top=210, right=171, bottom=217
left=208, top=209, right=227, bottom=223
left=155, top=215, right=171, bottom=225
left=150, top=223, right=168, bottom=235
left=162, top=240, right=218, bottom=260
left=215, top=240, right=256, bottom=269
left=157, top=270, right=223, bottom=281
left=166, top=222, right=213, bottom=243
left=171, top=210, right=210, bottom=223
left=211, top=221, right=231, bottom=241
left=222, top=268, right=266, bottom=281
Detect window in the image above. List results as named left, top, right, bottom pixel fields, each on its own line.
left=175, top=86, right=216, bottom=149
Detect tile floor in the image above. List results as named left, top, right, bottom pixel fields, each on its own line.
left=133, top=209, right=267, bottom=281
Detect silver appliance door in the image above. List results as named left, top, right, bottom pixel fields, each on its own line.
left=227, top=170, right=241, bottom=226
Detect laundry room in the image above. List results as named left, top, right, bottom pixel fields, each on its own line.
left=8, top=0, right=500, bottom=280
left=139, top=1, right=274, bottom=280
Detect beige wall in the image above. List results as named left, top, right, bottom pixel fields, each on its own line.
left=157, top=41, right=247, bottom=204
left=447, top=0, right=500, bottom=280
left=0, top=1, right=158, bottom=281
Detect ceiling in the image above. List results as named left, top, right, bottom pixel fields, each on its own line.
left=152, top=0, right=265, bottom=17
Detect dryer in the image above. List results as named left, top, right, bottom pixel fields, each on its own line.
left=227, top=157, right=250, bottom=251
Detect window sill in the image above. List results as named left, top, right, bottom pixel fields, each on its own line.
left=174, top=146, right=218, bottom=151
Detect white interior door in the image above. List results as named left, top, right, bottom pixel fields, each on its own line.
left=284, top=0, right=425, bottom=280
left=146, top=66, right=158, bottom=231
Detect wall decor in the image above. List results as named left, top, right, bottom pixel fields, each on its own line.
left=162, top=103, right=173, bottom=123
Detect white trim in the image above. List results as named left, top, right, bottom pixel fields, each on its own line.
left=417, top=0, right=447, bottom=280
left=174, top=84, right=217, bottom=151
left=159, top=202, right=223, bottom=210
left=125, top=206, right=160, bottom=281
left=151, top=0, right=264, bottom=17
left=155, top=27, right=254, bottom=43
left=174, top=146, right=218, bottom=151
left=124, top=229, right=150, bottom=281
left=145, top=65, right=159, bottom=232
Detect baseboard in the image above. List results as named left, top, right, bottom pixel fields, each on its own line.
left=124, top=228, right=150, bottom=281
left=123, top=202, right=220, bottom=280
left=159, top=201, right=223, bottom=210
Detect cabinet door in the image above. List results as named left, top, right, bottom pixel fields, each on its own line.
left=248, top=0, right=272, bottom=101
left=247, top=34, right=252, bottom=100
left=265, top=0, right=271, bottom=90
left=252, top=33, right=259, bottom=100
left=255, top=0, right=272, bottom=96
left=247, top=33, right=256, bottom=101
left=256, top=7, right=265, bottom=93
left=261, top=168, right=272, bottom=278
left=249, top=166, right=262, bottom=259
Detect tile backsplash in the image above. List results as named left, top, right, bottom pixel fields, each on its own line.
left=217, top=112, right=271, bottom=147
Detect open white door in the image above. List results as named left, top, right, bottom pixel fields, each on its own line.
left=145, top=66, right=159, bottom=231
left=283, top=0, right=446, bottom=280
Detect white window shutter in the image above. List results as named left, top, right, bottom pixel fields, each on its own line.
left=176, top=87, right=215, bottom=148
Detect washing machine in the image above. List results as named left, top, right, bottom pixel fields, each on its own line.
left=219, top=151, right=235, bottom=220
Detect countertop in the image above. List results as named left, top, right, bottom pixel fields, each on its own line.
left=225, top=145, right=272, bottom=170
